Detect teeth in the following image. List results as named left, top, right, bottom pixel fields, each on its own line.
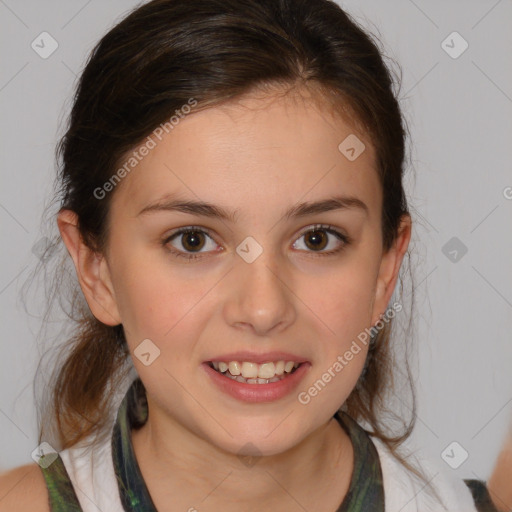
left=258, top=362, right=275, bottom=379
left=228, top=361, right=241, bottom=375
left=241, top=362, right=259, bottom=378
left=226, top=374, right=279, bottom=385
left=275, top=361, right=285, bottom=375
left=284, top=361, right=294, bottom=373
left=211, top=359, right=301, bottom=381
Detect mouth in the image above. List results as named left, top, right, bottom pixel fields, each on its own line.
left=207, top=360, right=302, bottom=385
left=203, top=354, right=311, bottom=403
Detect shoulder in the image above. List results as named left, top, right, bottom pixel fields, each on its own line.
left=0, top=463, right=50, bottom=512
left=370, top=436, right=480, bottom=511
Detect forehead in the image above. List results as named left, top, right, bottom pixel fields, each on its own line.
left=111, top=87, right=381, bottom=221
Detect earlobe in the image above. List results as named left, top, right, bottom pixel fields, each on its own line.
left=375, top=279, right=386, bottom=301
left=57, top=209, right=121, bottom=326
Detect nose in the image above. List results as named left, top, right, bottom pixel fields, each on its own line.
left=222, top=249, right=297, bottom=337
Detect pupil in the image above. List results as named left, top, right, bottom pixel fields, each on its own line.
left=306, top=230, right=327, bottom=250
left=183, top=232, right=204, bottom=251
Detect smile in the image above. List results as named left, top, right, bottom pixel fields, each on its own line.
left=208, top=360, right=301, bottom=384
left=203, top=360, right=310, bottom=402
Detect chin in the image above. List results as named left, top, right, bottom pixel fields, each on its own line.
left=206, top=420, right=306, bottom=459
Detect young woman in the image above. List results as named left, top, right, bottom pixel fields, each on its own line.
left=0, top=0, right=500, bottom=510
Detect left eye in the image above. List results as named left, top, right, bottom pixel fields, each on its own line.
left=292, top=226, right=348, bottom=253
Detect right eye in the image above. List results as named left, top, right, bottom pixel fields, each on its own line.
left=162, top=227, right=221, bottom=260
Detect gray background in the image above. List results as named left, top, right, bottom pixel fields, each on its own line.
left=1, top=0, right=511, bottom=489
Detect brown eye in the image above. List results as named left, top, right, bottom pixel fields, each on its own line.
left=304, top=230, right=328, bottom=251
left=181, top=231, right=205, bottom=251
left=292, top=225, right=349, bottom=255
left=165, top=227, right=218, bottom=258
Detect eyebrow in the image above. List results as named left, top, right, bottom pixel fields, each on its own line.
left=137, top=194, right=369, bottom=221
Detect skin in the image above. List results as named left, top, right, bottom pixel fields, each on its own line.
left=58, top=85, right=411, bottom=511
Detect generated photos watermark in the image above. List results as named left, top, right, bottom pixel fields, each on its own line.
left=93, top=98, right=198, bottom=200
left=297, top=301, right=402, bottom=405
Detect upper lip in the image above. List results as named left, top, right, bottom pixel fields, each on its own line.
left=205, top=351, right=309, bottom=364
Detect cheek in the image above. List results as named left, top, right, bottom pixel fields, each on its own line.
left=305, top=265, right=377, bottom=341
left=110, top=252, right=215, bottom=342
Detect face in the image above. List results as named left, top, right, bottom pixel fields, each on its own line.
left=72, top=86, right=408, bottom=457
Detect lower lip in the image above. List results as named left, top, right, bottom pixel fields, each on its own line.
left=202, top=362, right=311, bottom=403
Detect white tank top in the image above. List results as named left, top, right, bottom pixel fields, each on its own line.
left=55, top=424, right=481, bottom=511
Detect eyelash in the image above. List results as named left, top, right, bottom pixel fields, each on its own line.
left=161, top=224, right=351, bottom=261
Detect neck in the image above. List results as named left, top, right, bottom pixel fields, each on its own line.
left=131, top=409, right=354, bottom=511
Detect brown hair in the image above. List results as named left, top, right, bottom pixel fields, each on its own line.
left=26, top=0, right=431, bottom=496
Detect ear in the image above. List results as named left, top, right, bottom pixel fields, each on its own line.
left=370, top=214, right=412, bottom=325
left=57, top=209, right=121, bottom=326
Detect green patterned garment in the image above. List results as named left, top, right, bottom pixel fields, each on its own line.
left=39, top=377, right=496, bottom=511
